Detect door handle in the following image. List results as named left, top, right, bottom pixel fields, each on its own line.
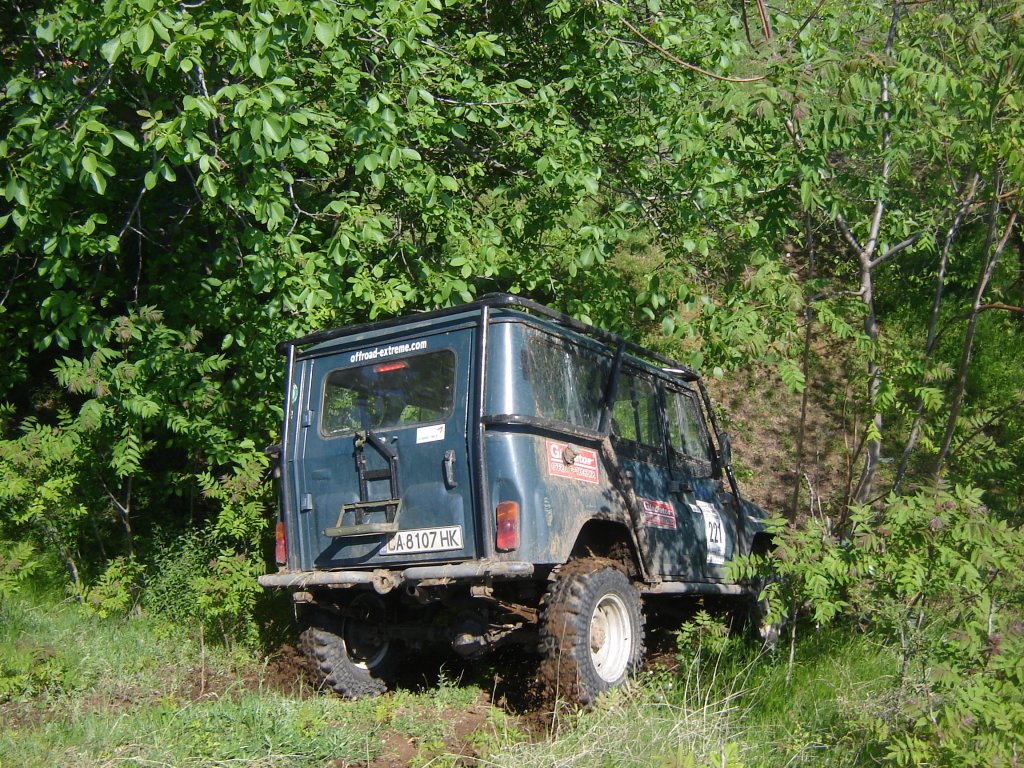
left=669, top=480, right=693, bottom=494
left=443, top=449, right=457, bottom=489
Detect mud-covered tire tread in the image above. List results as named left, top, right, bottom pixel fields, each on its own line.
left=299, top=608, right=395, bottom=699
left=538, top=557, right=645, bottom=706
left=732, top=579, right=779, bottom=650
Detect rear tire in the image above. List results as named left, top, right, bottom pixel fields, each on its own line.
left=539, top=558, right=645, bottom=706
left=300, top=594, right=399, bottom=699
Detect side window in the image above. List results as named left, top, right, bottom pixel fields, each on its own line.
left=520, top=330, right=609, bottom=430
left=667, top=388, right=713, bottom=477
left=611, top=372, right=662, bottom=451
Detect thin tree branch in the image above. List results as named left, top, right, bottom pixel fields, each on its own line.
left=0, top=253, right=19, bottom=310
left=55, top=64, right=115, bottom=131
left=615, top=15, right=767, bottom=83
left=893, top=173, right=981, bottom=493
left=785, top=0, right=830, bottom=47
left=950, top=395, right=1024, bottom=457
left=870, top=232, right=922, bottom=268
left=933, top=201, right=1018, bottom=476
left=834, top=212, right=864, bottom=254
left=753, top=0, right=774, bottom=40
left=117, top=185, right=148, bottom=241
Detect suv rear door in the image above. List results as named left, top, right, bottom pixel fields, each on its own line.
left=291, top=330, right=477, bottom=570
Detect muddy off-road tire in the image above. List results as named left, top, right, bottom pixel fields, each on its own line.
left=731, top=580, right=780, bottom=650
left=539, top=558, right=645, bottom=706
left=300, top=595, right=399, bottom=699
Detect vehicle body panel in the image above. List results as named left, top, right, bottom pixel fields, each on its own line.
left=269, top=296, right=768, bottom=588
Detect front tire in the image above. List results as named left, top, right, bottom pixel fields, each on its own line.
left=732, top=579, right=780, bottom=650
left=539, top=559, right=645, bottom=706
left=300, top=594, right=399, bottom=699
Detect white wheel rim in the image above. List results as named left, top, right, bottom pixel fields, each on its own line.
left=344, top=595, right=389, bottom=670
left=590, top=593, right=633, bottom=683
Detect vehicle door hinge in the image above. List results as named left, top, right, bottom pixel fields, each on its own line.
left=300, top=493, right=313, bottom=513
left=669, top=480, right=693, bottom=494
left=301, top=410, right=313, bottom=427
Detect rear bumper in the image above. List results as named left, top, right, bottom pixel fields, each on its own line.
left=258, top=561, right=535, bottom=592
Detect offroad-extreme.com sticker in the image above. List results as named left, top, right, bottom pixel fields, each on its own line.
left=546, top=441, right=600, bottom=484
left=348, top=339, right=427, bottom=364
left=640, top=497, right=677, bottom=529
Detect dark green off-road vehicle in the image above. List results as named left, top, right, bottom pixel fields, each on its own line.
left=259, top=295, right=771, bottom=704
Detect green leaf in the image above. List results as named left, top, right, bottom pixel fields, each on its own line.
left=262, top=116, right=283, bottom=142
left=224, top=29, right=245, bottom=52
left=111, top=130, right=138, bottom=150
left=101, top=38, right=123, bottom=64
left=136, top=23, right=155, bottom=54
left=314, top=21, right=335, bottom=47
left=774, top=356, right=806, bottom=394
left=249, top=53, right=268, bottom=78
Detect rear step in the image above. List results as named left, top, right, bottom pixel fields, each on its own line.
left=324, top=430, right=402, bottom=538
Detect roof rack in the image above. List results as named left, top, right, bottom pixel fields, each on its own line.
left=278, top=293, right=700, bottom=382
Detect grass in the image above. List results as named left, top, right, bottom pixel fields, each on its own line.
left=0, top=588, right=517, bottom=768
left=3, top=586, right=911, bottom=768
left=481, top=624, right=901, bottom=768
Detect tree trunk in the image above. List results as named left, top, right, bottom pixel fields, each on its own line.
left=893, top=174, right=980, bottom=493
left=932, top=202, right=1018, bottom=477
left=852, top=259, right=882, bottom=504
left=848, top=2, right=902, bottom=506
left=790, top=214, right=816, bottom=519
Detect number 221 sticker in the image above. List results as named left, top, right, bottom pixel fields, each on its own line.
left=692, top=501, right=727, bottom=565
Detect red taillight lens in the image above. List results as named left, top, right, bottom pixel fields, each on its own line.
left=495, top=501, right=520, bottom=552
left=275, top=521, right=287, bottom=565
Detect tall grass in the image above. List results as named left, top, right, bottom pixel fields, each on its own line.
left=483, top=625, right=901, bottom=768
left=483, top=680, right=746, bottom=767
left=4, top=587, right=913, bottom=768
left=0, top=589, right=494, bottom=768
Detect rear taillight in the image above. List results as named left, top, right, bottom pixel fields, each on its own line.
left=275, top=521, right=287, bottom=565
left=495, top=501, right=520, bottom=552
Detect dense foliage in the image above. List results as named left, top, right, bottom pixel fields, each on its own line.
left=2, top=0, right=1023, bottom=763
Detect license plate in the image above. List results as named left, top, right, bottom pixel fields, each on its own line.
left=381, top=525, right=463, bottom=555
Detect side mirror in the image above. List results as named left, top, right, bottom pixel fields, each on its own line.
left=718, top=432, right=732, bottom=468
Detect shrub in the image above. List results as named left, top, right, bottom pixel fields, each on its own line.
left=749, top=484, right=1024, bottom=765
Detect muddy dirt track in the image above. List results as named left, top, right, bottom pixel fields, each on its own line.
left=253, top=608, right=688, bottom=767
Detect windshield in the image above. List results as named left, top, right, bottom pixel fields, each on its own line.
left=321, top=350, right=456, bottom=436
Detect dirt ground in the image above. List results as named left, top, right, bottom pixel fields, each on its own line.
left=246, top=607, right=702, bottom=768
left=708, top=336, right=856, bottom=521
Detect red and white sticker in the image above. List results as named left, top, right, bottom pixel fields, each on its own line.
left=640, top=498, right=677, bottom=529
left=546, top=441, right=600, bottom=484
left=416, top=424, right=445, bottom=444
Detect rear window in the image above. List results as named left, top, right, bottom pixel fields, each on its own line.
left=320, top=350, right=456, bottom=436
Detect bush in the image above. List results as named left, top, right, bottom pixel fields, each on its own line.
left=145, top=529, right=262, bottom=649
left=749, top=484, right=1024, bottom=766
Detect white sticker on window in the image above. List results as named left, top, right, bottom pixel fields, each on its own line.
left=693, top=500, right=727, bottom=565
left=416, top=424, right=445, bottom=444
